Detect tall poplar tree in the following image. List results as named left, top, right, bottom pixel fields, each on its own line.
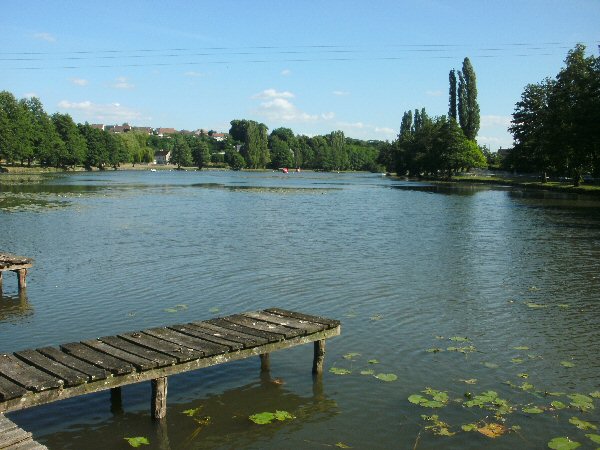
left=457, top=57, right=480, bottom=140
left=448, top=69, right=457, bottom=120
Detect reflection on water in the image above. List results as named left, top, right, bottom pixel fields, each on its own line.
left=0, top=290, right=33, bottom=322
left=1, top=171, right=600, bottom=449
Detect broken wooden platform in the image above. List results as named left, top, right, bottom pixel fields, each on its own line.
left=0, top=414, right=47, bottom=449
left=0, top=254, right=33, bottom=292
left=0, top=308, right=340, bottom=422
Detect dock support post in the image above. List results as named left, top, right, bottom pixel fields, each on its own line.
left=0, top=272, right=3, bottom=293
left=259, top=353, right=271, bottom=372
left=17, top=269, right=27, bottom=291
left=151, top=377, right=168, bottom=419
left=110, top=387, right=123, bottom=414
left=312, top=340, right=326, bottom=374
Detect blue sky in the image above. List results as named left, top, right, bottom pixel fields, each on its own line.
left=2, top=1, right=598, bottom=150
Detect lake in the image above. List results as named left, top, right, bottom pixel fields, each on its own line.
left=1, top=170, right=599, bottom=449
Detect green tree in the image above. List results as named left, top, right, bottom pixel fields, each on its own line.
left=224, top=148, right=245, bottom=170
left=229, top=119, right=270, bottom=168
left=449, top=69, right=457, bottom=120
left=191, top=139, right=210, bottom=169
left=51, top=113, right=86, bottom=168
left=22, top=97, right=60, bottom=167
left=171, top=136, right=192, bottom=169
left=458, top=57, right=480, bottom=140
left=0, top=91, right=31, bottom=165
left=78, top=123, right=108, bottom=169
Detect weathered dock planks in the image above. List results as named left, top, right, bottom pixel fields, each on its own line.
left=0, top=308, right=341, bottom=422
left=0, top=254, right=33, bottom=292
left=0, top=414, right=47, bottom=449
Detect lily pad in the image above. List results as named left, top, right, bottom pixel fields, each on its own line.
left=421, top=414, right=455, bottom=436
left=249, top=410, right=294, bottom=425
left=511, top=358, right=524, bottom=364
left=370, top=314, right=383, bottom=321
left=360, top=369, right=375, bottom=376
left=449, top=336, right=469, bottom=342
left=551, top=401, right=567, bottom=410
left=163, top=308, right=178, bottom=313
left=569, top=416, right=597, bottom=431
left=547, top=437, right=581, bottom=449
left=520, top=382, right=534, bottom=391
left=124, top=437, right=150, bottom=448
left=464, top=391, right=513, bottom=415
left=329, top=367, right=351, bottom=375
left=568, top=394, right=595, bottom=412
left=182, top=407, right=202, bottom=417
left=460, top=378, right=478, bottom=385
left=560, top=361, right=575, bottom=368
left=447, top=345, right=476, bottom=354
left=523, top=406, right=544, bottom=414
left=590, top=391, right=600, bottom=399
left=374, top=373, right=397, bottom=382
left=209, top=307, right=220, bottom=313
left=518, top=373, right=529, bottom=378
left=514, top=346, right=530, bottom=350
left=585, top=434, right=600, bottom=444
left=461, top=423, right=478, bottom=432
left=478, top=423, right=507, bottom=438
left=426, top=348, right=443, bottom=353
left=368, top=359, right=379, bottom=364
left=526, top=302, right=548, bottom=308
left=483, top=362, right=499, bottom=369
left=335, top=443, right=352, bottom=448
left=343, top=352, right=361, bottom=360
left=408, top=388, right=449, bottom=408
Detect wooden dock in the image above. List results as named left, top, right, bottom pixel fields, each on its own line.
left=0, top=254, right=33, bottom=293
left=0, top=308, right=340, bottom=423
left=0, top=414, right=47, bottom=449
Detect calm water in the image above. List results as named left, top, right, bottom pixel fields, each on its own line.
left=1, top=170, right=599, bottom=450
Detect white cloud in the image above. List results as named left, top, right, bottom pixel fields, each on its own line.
left=256, top=97, right=319, bottom=122
left=481, top=115, right=512, bottom=127
left=57, top=100, right=146, bottom=123
left=281, top=69, right=292, bottom=76
left=375, top=127, right=396, bottom=135
left=426, top=90, right=443, bottom=97
left=70, top=78, right=88, bottom=86
left=333, top=121, right=397, bottom=140
left=332, top=90, right=350, bottom=96
left=33, top=32, right=56, bottom=42
left=111, top=76, right=134, bottom=90
left=252, top=89, right=295, bottom=100
left=321, top=112, right=335, bottom=120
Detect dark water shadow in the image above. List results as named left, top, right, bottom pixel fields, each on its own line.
left=29, top=372, right=337, bottom=450
left=390, top=183, right=495, bottom=196
left=192, top=183, right=339, bottom=193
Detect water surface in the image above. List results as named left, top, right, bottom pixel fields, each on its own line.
left=1, top=170, right=599, bottom=449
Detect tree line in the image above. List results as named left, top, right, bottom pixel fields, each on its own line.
left=378, top=57, right=487, bottom=177
left=506, top=44, right=600, bottom=185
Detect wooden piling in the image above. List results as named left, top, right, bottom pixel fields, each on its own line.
left=110, top=387, right=123, bottom=415
left=259, top=353, right=271, bottom=372
left=312, top=340, right=326, bottom=374
left=17, top=269, right=27, bottom=291
left=151, top=377, right=168, bottom=419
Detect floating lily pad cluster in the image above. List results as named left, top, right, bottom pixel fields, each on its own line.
left=413, top=334, right=600, bottom=447
left=329, top=352, right=397, bottom=382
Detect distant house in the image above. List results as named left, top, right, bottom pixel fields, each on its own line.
left=132, top=126, right=153, bottom=135
left=90, top=124, right=104, bottom=130
left=211, top=133, right=227, bottom=142
left=156, top=128, right=177, bottom=137
left=497, top=147, right=512, bottom=160
left=154, top=150, right=171, bottom=165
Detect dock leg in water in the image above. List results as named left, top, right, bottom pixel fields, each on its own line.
left=152, top=377, right=168, bottom=419
left=312, top=340, right=326, bottom=374
left=110, top=387, right=123, bottom=415
left=259, top=353, right=271, bottom=372
left=17, top=269, right=27, bottom=291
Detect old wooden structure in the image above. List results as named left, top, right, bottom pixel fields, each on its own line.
left=0, top=414, right=47, bottom=449
left=0, top=254, right=33, bottom=293
left=0, top=308, right=340, bottom=434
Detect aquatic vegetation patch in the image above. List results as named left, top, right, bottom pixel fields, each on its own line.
left=373, top=373, right=397, bottom=382
left=249, top=410, right=294, bottom=425
left=568, top=416, right=597, bottom=430
left=408, top=388, right=449, bottom=408
left=568, top=394, right=594, bottom=412
left=124, top=437, right=150, bottom=447
left=329, top=367, right=352, bottom=375
left=547, top=436, right=581, bottom=449
left=343, top=352, right=361, bottom=360
left=421, top=414, right=455, bottom=436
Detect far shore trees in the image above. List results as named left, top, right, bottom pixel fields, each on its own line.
left=508, top=44, right=600, bottom=185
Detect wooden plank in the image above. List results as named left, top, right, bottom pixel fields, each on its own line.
left=223, top=314, right=304, bottom=339
left=82, top=340, right=158, bottom=371
left=0, top=427, right=32, bottom=448
left=167, top=324, right=245, bottom=351
left=98, top=336, right=177, bottom=367
left=244, top=311, right=325, bottom=334
left=207, top=318, right=284, bottom=343
left=60, top=343, right=134, bottom=376
left=143, top=328, right=229, bottom=357
left=37, top=347, right=107, bottom=382
left=119, top=332, right=202, bottom=363
left=5, top=439, right=47, bottom=450
left=265, top=308, right=341, bottom=328
left=0, top=377, right=28, bottom=402
left=0, top=355, right=62, bottom=392
left=14, top=350, right=88, bottom=388
left=188, top=322, right=267, bottom=346
left=0, top=415, right=17, bottom=433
